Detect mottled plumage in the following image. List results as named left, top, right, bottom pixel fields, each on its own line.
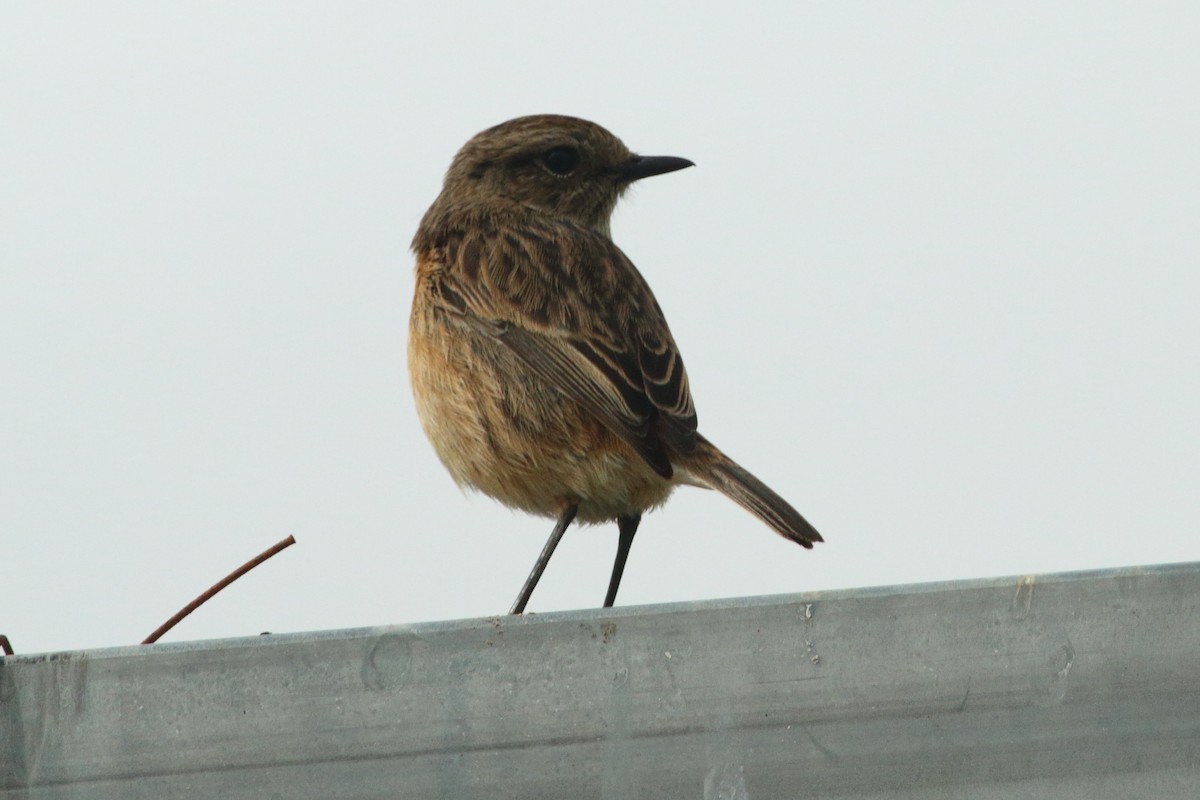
left=409, top=115, right=821, bottom=613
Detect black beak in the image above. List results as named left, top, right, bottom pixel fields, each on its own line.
left=618, top=155, right=695, bottom=182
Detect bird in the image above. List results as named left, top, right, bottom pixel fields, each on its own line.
left=408, top=114, right=822, bottom=614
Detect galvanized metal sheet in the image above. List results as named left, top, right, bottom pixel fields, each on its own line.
left=3, top=563, right=1199, bottom=798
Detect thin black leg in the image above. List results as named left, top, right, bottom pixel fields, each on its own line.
left=510, top=503, right=578, bottom=615
left=603, top=514, right=641, bottom=608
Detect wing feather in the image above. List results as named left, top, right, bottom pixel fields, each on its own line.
left=429, top=218, right=697, bottom=477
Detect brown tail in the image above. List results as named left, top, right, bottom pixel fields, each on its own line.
left=681, top=436, right=823, bottom=548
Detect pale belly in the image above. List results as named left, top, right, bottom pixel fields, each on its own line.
left=408, top=304, right=675, bottom=523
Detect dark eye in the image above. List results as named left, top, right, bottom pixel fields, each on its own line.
left=542, top=147, right=580, bottom=176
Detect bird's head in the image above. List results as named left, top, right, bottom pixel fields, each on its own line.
left=434, top=114, right=693, bottom=235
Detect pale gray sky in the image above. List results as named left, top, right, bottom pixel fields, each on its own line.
left=3, top=3, right=1198, bottom=655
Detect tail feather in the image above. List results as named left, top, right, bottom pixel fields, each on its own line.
left=683, top=436, right=822, bottom=548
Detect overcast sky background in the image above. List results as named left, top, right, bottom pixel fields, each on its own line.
left=3, top=3, right=1197, bottom=655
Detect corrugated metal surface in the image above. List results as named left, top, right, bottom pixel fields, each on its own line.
left=3, top=563, right=1199, bottom=798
